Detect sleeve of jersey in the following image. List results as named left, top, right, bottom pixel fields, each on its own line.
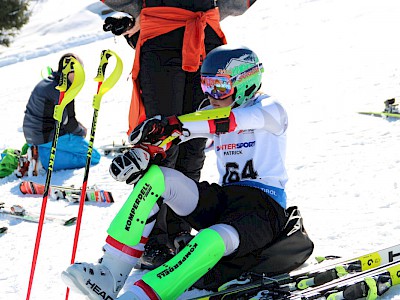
left=183, top=111, right=238, bottom=134
left=227, top=101, right=288, bottom=135
left=182, top=100, right=287, bottom=135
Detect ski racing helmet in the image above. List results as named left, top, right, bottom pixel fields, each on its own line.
left=200, top=44, right=264, bottom=106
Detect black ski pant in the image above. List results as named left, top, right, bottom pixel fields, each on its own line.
left=139, top=49, right=207, bottom=246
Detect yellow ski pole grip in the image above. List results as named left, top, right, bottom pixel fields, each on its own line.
left=159, top=106, right=232, bottom=147
left=53, top=57, right=85, bottom=122
left=92, top=49, right=123, bottom=110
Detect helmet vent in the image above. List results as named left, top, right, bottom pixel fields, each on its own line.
left=245, top=84, right=256, bottom=97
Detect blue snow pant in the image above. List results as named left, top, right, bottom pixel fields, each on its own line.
left=37, top=134, right=100, bottom=171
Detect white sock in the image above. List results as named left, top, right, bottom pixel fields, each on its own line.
left=100, top=249, right=136, bottom=279
left=209, top=224, right=240, bottom=256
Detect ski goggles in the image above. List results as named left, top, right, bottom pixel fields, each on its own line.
left=200, top=74, right=236, bottom=100
left=201, top=63, right=264, bottom=100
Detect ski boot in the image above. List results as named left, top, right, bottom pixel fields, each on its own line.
left=27, top=145, right=42, bottom=176
left=137, top=240, right=175, bottom=270
left=61, top=250, right=133, bottom=300
left=384, top=98, right=399, bottom=114
left=15, top=156, right=29, bottom=178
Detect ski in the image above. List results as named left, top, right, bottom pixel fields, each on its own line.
left=0, top=202, right=76, bottom=226
left=288, top=260, right=400, bottom=300
left=358, top=111, right=400, bottom=119
left=19, top=181, right=114, bottom=203
left=188, top=243, right=400, bottom=300
left=358, top=98, right=400, bottom=119
left=0, top=226, right=8, bottom=234
left=99, top=142, right=131, bottom=155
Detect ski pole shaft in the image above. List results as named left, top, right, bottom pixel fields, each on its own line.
left=26, top=57, right=85, bottom=300
left=65, top=50, right=122, bottom=300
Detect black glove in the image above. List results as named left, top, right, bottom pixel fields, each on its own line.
left=109, top=147, right=151, bottom=185
left=103, top=16, right=135, bottom=36
left=128, top=115, right=184, bottom=146
left=124, top=31, right=140, bottom=49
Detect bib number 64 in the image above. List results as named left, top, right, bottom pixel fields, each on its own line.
left=222, top=159, right=258, bottom=184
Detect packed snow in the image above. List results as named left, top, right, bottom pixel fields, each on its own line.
left=0, top=0, right=400, bottom=299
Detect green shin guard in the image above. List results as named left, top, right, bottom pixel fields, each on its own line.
left=142, top=228, right=226, bottom=299
left=107, top=165, right=165, bottom=246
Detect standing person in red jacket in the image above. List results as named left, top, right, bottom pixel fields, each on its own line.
left=100, top=0, right=254, bottom=269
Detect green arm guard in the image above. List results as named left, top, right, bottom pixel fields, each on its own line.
left=107, top=165, right=165, bottom=246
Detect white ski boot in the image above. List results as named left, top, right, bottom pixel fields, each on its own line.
left=61, top=251, right=133, bottom=300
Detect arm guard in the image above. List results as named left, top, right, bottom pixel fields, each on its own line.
left=208, top=112, right=237, bottom=134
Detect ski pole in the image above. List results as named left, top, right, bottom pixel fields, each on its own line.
left=65, top=50, right=123, bottom=300
left=26, top=57, right=85, bottom=300
left=158, top=106, right=232, bottom=147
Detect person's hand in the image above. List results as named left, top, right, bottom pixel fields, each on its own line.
left=81, top=126, right=87, bottom=138
left=109, top=147, right=151, bottom=185
left=128, top=115, right=183, bottom=146
left=75, top=122, right=87, bottom=138
left=103, top=16, right=135, bottom=36
left=123, top=15, right=140, bottom=37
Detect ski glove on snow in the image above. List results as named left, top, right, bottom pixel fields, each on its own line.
left=128, top=115, right=184, bottom=146
left=109, top=147, right=151, bottom=185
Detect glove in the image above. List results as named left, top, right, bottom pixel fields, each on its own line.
left=135, top=143, right=167, bottom=164
left=109, top=147, right=150, bottom=185
left=124, top=31, right=140, bottom=49
left=129, top=115, right=184, bottom=146
left=103, top=16, right=135, bottom=36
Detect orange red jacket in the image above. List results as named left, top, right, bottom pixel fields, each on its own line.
left=128, top=6, right=227, bottom=134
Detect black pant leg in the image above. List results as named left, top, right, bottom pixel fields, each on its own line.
left=139, top=49, right=199, bottom=247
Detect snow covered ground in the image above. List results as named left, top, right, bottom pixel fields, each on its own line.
left=1, top=0, right=400, bottom=299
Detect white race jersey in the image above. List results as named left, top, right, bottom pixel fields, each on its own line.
left=183, top=94, right=288, bottom=208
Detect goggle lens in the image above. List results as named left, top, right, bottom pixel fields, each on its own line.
left=201, top=75, right=234, bottom=100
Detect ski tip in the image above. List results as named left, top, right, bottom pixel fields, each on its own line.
left=315, top=256, right=326, bottom=263
left=358, top=111, right=400, bottom=118
left=19, top=181, right=28, bottom=194
left=315, top=255, right=341, bottom=263
left=0, top=227, right=8, bottom=234
left=357, top=112, right=381, bottom=117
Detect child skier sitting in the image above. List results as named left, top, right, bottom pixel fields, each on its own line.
left=21, top=53, right=100, bottom=176
left=62, top=44, right=314, bottom=300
